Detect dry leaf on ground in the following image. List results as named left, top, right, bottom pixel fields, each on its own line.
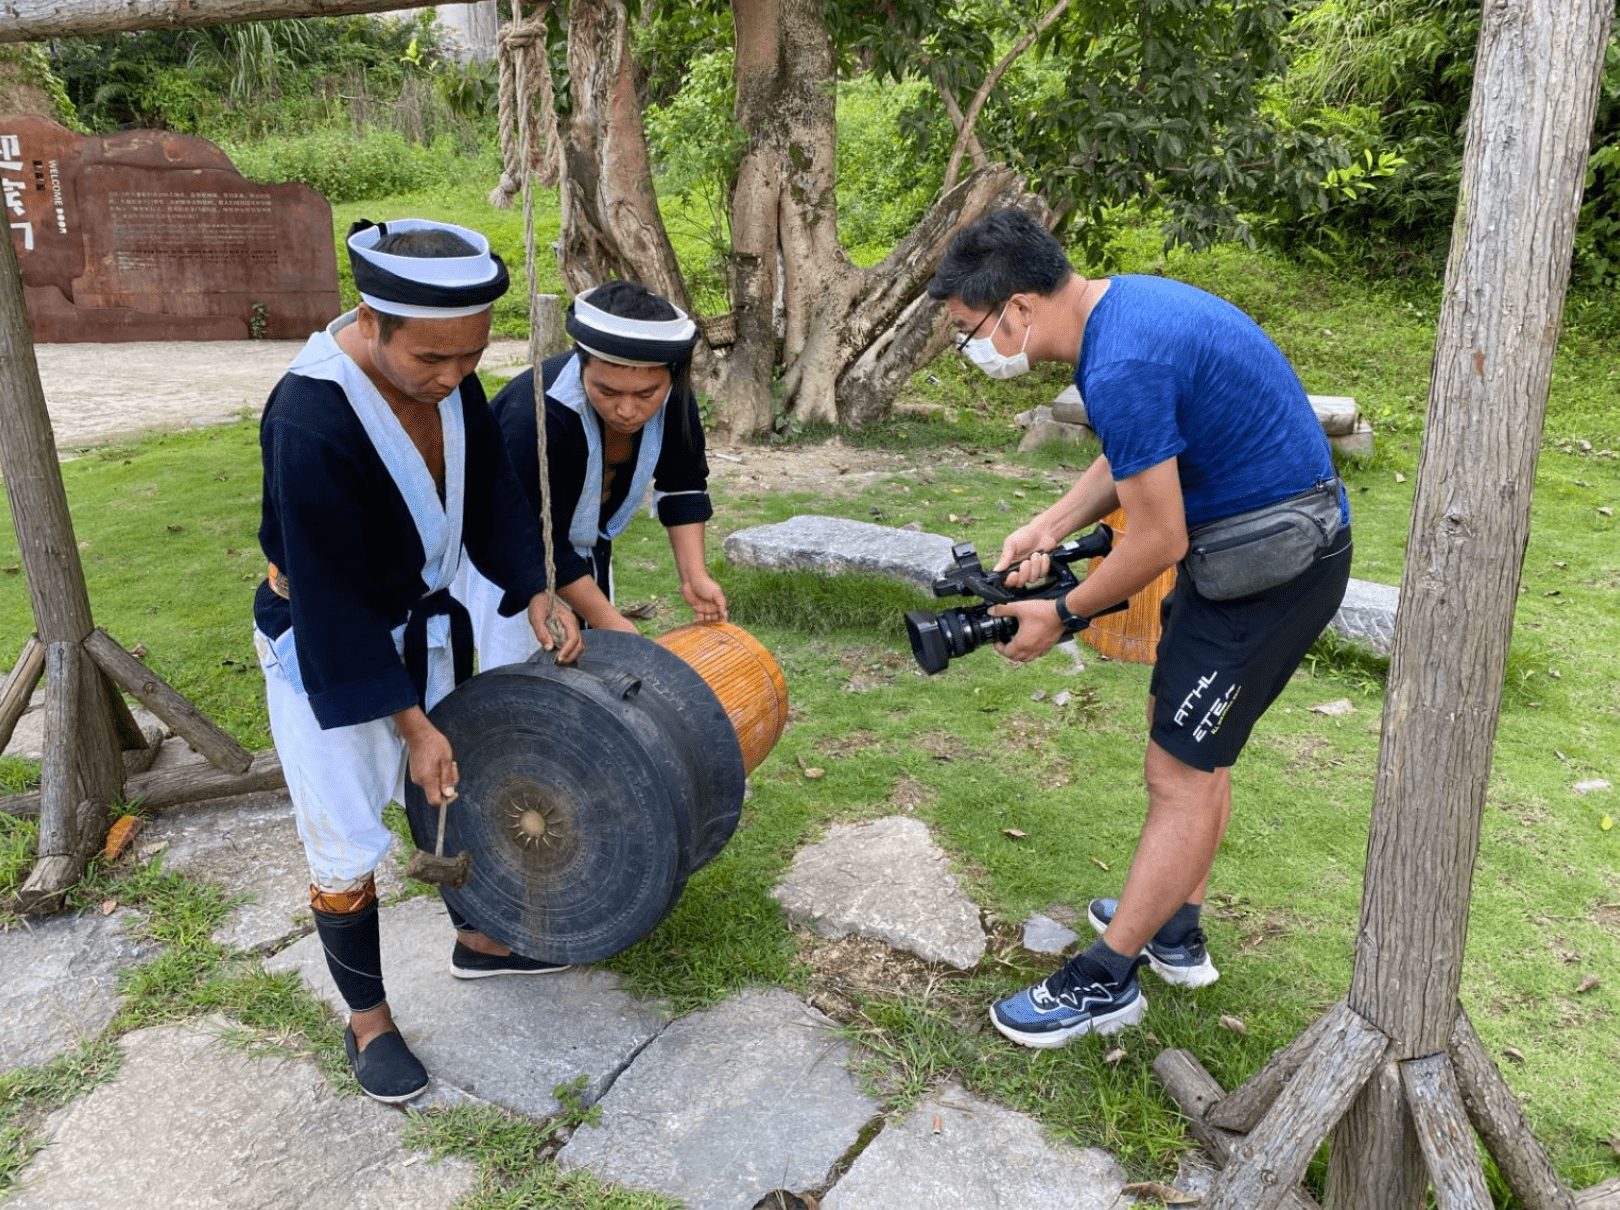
left=1309, top=698, right=1355, bottom=716
left=1219, top=1014, right=1248, bottom=1035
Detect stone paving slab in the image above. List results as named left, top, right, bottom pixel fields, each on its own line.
left=773, top=816, right=986, bottom=969
left=264, top=895, right=665, bottom=1117
left=722, top=514, right=956, bottom=591
left=557, top=988, right=879, bottom=1210
left=0, top=908, right=156, bottom=1073
left=141, top=783, right=402, bottom=953
left=821, top=1081, right=1129, bottom=1209
left=4, top=1018, right=477, bottom=1210
left=1023, top=912, right=1080, bottom=955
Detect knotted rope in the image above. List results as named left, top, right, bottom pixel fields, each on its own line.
left=488, top=8, right=558, bottom=210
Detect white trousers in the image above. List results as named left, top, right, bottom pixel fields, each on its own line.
left=255, top=620, right=456, bottom=886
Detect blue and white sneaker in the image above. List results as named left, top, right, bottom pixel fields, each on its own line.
left=1087, top=898, right=1220, bottom=988
left=989, top=951, right=1147, bottom=1048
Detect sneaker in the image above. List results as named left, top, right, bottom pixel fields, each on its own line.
left=344, top=1026, right=428, bottom=1103
left=989, top=951, right=1147, bottom=1048
left=1087, top=898, right=1220, bottom=988
left=450, top=941, right=572, bottom=979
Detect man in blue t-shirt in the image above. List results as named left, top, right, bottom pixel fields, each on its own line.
left=927, top=208, right=1351, bottom=1049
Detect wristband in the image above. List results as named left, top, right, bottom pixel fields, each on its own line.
left=1054, top=595, right=1089, bottom=634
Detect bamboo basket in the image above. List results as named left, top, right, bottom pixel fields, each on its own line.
left=1081, top=507, right=1179, bottom=664
left=655, top=621, right=788, bottom=774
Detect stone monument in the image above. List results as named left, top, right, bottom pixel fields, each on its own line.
left=1, top=115, right=340, bottom=342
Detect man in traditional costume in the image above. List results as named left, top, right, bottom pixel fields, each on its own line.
left=254, top=218, right=584, bottom=1103
left=455, top=280, right=725, bottom=667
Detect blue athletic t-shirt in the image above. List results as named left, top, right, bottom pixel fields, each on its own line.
left=1078, top=275, right=1345, bottom=529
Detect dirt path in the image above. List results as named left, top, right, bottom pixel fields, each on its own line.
left=30, top=338, right=916, bottom=490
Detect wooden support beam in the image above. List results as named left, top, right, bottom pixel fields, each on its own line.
left=1205, top=1001, right=1391, bottom=1210
left=1153, top=1049, right=1324, bottom=1210
left=0, top=0, right=444, bottom=43
left=1401, top=1053, right=1492, bottom=1210
left=1576, top=1177, right=1620, bottom=1209
left=1206, top=1001, right=1342, bottom=1132
left=1449, top=1007, right=1576, bottom=1210
left=0, top=634, right=45, bottom=755
left=17, top=641, right=91, bottom=913
left=0, top=748, right=284, bottom=818
left=83, top=629, right=251, bottom=775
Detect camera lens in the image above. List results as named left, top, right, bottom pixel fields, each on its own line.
left=905, top=610, right=952, bottom=675
left=905, top=606, right=1019, bottom=674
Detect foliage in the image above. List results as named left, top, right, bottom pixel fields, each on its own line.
left=1269, top=0, right=1620, bottom=285
left=0, top=44, right=84, bottom=130
left=221, top=129, right=478, bottom=204
left=836, top=75, right=948, bottom=256
left=43, top=13, right=485, bottom=145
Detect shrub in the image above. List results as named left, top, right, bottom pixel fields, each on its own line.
left=221, top=129, right=478, bottom=204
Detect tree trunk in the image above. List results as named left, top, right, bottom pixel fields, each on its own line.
left=0, top=0, right=441, bottom=43
left=555, top=0, right=689, bottom=309
left=0, top=220, right=123, bottom=819
left=1329, top=0, right=1613, bottom=1204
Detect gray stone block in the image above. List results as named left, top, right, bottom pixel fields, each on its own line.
left=557, top=988, right=879, bottom=1210
left=0, top=908, right=156, bottom=1073
left=4, top=1019, right=477, bottom=1210
left=1307, top=394, right=1359, bottom=437
left=1022, top=913, right=1079, bottom=955
left=1050, top=384, right=1089, bottom=427
left=1017, top=419, right=1093, bottom=454
left=1330, top=577, right=1399, bottom=656
left=772, top=816, right=986, bottom=969
left=1330, top=417, right=1375, bottom=458
left=821, top=1081, right=1127, bottom=1209
left=142, top=787, right=402, bottom=953
left=723, top=514, right=956, bottom=591
left=264, top=895, right=666, bottom=1117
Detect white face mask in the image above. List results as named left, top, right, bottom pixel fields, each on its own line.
left=961, top=304, right=1033, bottom=380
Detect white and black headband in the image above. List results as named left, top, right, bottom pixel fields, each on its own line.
left=566, top=286, right=699, bottom=367
left=347, top=218, right=510, bottom=319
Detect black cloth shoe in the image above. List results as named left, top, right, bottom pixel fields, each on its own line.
left=450, top=941, right=572, bottom=979
left=344, top=1026, right=428, bottom=1103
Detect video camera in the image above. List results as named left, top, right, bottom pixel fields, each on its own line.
left=904, top=525, right=1122, bottom=675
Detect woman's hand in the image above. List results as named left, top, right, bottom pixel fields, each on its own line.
left=681, top=575, right=729, bottom=623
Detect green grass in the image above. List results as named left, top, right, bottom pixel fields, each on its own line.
left=2, top=228, right=1619, bottom=1202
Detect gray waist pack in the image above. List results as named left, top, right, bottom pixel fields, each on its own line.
left=1184, top=479, right=1343, bottom=601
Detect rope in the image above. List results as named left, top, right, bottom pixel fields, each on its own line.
left=508, top=2, right=567, bottom=649
left=488, top=8, right=557, bottom=209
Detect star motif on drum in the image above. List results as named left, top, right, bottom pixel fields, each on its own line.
left=506, top=787, right=561, bottom=849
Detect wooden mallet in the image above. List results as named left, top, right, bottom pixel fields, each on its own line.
left=406, top=787, right=472, bottom=888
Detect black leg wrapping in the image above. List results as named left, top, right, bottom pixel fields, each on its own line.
left=312, top=900, right=386, bottom=1013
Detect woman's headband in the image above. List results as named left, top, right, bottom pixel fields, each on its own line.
left=347, top=218, right=509, bottom=319
left=566, top=286, right=698, bottom=366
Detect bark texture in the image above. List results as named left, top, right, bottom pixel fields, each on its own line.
left=554, top=0, right=687, bottom=309
left=1327, top=1, right=1613, bottom=1205
left=0, top=0, right=439, bottom=42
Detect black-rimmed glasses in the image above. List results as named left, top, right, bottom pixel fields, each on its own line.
left=953, top=305, right=1000, bottom=353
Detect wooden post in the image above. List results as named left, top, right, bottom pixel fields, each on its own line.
left=0, top=634, right=45, bottom=754
left=1401, top=1054, right=1491, bottom=1210
left=0, top=749, right=286, bottom=819
left=0, top=232, right=124, bottom=827
left=1327, top=2, right=1613, bottom=1204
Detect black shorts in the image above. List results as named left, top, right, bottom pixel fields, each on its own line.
left=1148, top=527, right=1352, bottom=772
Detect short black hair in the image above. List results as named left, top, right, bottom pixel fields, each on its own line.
left=371, top=227, right=480, bottom=341
left=927, top=208, right=1073, bottom=308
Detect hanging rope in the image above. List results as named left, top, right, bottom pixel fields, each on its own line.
left=489, top=5, right=558, bottom=209
left=505, top=1, right=568, bottom=649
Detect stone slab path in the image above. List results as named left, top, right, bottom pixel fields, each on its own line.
left=0, top=773, right=1173, bottom=1208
